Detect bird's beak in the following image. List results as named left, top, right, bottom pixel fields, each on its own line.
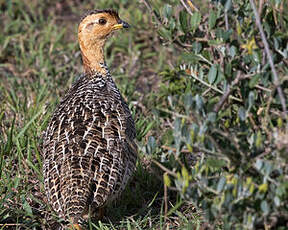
left=112, top=20, right=130, bottom=30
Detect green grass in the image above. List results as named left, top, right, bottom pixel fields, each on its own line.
left=0, top=0, right=198, bottom=229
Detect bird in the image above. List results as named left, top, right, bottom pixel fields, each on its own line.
left=42, top=9, right=137, bottom=229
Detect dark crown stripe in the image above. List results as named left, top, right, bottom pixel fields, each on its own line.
left=80, top=9, right=119, bottom=22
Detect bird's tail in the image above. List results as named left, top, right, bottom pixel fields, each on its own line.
left=60, top=155, right=94, bottom=226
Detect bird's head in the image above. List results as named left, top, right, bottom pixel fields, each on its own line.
left=78, top=9, right=129, bottom=74
left=78, top=9, right=129, bottom=44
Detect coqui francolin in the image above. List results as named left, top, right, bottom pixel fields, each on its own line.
left=43, top=9, right=137, bottom=229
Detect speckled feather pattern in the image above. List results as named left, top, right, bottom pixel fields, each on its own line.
left=43, top=64, right=137, bottom=223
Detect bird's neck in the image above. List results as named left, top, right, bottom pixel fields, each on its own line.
left=79, top=39, right=108, bottom=76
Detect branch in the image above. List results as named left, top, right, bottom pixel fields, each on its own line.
left=213, top=71, right=244, bottom=113
left=152, top=159, right=178, bottom=177
left=162, top=144, right=228, bottom=159
left=186, top=0, right=200, bottom=12
left=180, top=0, right=193, bottom=16
left=180, top=0, right=200, bottom=15
left=187, top=68, right=243, bottom=103
left=249, top=0, right=287, bottom=118
left=224, top=11, right=229, bottom=31
left=156, top=107, right=196, bottom=122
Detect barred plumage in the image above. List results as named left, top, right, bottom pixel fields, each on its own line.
left=42, top=10, right=137, bottom=228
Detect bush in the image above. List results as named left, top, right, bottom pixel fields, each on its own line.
left=146, top=0, right=288, bottom=229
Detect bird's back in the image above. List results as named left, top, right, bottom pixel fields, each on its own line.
left=43, top=72, right=137, bottom=223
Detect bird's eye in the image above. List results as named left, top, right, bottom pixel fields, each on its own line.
left=98, top=18, right=107, bottom=25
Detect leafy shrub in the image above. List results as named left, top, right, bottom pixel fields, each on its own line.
left=146, top=0, right=288, bottom=229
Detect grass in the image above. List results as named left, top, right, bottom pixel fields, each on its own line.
left=0, top=0, right=200, bottom=229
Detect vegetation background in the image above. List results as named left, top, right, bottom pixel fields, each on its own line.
left=0, top=0, right=287, bottom=229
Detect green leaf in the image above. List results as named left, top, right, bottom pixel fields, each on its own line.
left=224, top=0, right=232, bottom=12
left=208, top=64, right=217, bottom=84
left=169, top=19, right=176, bottom=30
left=206, top=158, right=226, bottom=169
left=229, top=46, right=237, bottom=58
left=249, top=74, right=260, bottom=88
left=23, top=200, right=33, bottom=216
left=181, top=53, right=202, bottom=63
left=255, top=159, right=263, bottom=170
left=255, top=131, right=262, bottom=148
left=225, top=63, right=232, bottom=77
left=147, top=136, right=156, bottom=154
left=192, top=41, right=202, bottom=53
left=216, top=28, right=232, bottom=42
left=163, top=173, right=171, bottom=187
left=180, top=11, right=188, bottom=33
left=260, top=200, right=269, bottom=215
left=252, top=50, right=260, bottom=63
left=195, top=94, right=204, bottom=111
left=248, top=91, right=255, bottom=111
left=162, top=4, right=172, bottom=19
left=259, top=183, right=268, bottom=193
left=215, top=67, right=224, bottom=84
left=217, top=176, right=226, bottom=192
left=238, top=107, right=246, bottom=121
left=274, top=196, right=280, bottom=207
left=181, top=166, right=190, bottom=181
left=277, top=118, right=283, bottom=128
left=208, top=10, right=217, bottom=30
left=190, top=12, right=201, bottom=32
left=158, top=28, right=171, bottom=41
left=184, top=93, right=193, bottom=112
left=207, top=112, right=216, bottom=123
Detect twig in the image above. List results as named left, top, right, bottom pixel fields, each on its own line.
left=213, top=84, right=232, bottom=113
left=213, top=71, right=243, bottom=113
left=180, top=0, right=193, bottom=16
left=162, top=145, right=226, bottom=158
left=249, top=0, right=287, bottom=119
left=248, top=113, right=259, bottom=130
left=156, top=107, right=196, bottom=122
left=186, top=0, right=200, bottom=12
left=152, top=159, right=178, bottom=177
left=255, top=84, right=272, bottom=92
left=224, top=9, right=229, bottom=30
left=188, top=68, right=243, bottom=102
left=258, top=0, right=265, bottom=17
left=198, top=181, right=219, bottom=195
left=162, top=145, right=191, bottom=153
left=163, top=172, right=168, bottom=221
left=212, top=128, right=246, bottom=158
left=213, top=71, right=272, bottom=113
